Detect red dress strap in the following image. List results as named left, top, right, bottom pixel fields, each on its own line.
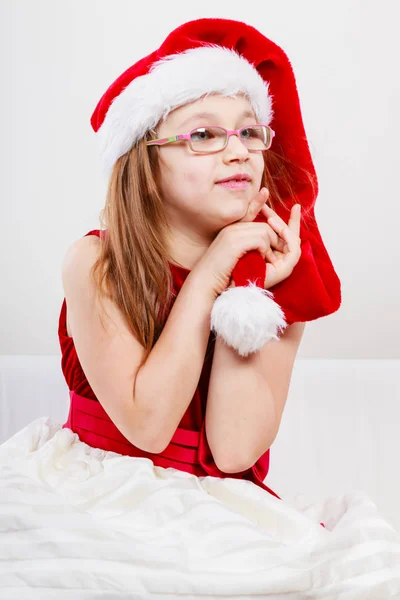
left=84, top=229, right=104, bottom=238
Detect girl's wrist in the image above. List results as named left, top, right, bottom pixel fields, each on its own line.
left=185, top=270, right=218, bottom=305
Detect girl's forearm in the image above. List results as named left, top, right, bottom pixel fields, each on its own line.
left=134, top=272, right=214, bottom=452
left=205, top=337, right=277, bottom=474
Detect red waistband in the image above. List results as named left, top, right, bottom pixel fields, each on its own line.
left=62, top=390, right=282, bottom=501
left=63, top=390, right=203, bottom=466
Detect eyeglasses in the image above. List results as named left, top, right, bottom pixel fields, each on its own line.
left=145, top=124, right=275, bottom=154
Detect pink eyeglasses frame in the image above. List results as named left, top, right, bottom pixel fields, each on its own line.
left=145, top=124, right=276, bottom=154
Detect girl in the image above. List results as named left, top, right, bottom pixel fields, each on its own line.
left=61, top=93, right=306, bottom=490
left=2, top=17, right=400, bottom=599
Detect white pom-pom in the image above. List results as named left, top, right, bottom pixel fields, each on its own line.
left=210, top=283, right=287, bottom=357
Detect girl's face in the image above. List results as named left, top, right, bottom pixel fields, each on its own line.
left=155, top=94, right=265, bottom=239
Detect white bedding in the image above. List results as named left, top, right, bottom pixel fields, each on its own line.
left=1, top=417, right=400, bottom=599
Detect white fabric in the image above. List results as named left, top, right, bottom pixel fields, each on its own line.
left=1, top=417, right=400, bottom=599
left=1, top=356, right=400, bottom=532
left=0, top=356, right=400, bottom=532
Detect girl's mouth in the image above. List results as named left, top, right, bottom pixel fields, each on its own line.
left=216, top=180, right=250, bottom=190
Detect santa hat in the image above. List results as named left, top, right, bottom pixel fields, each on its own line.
left=90, top=17, right=341, bottom=357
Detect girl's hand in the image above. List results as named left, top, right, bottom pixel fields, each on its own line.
left=258, top=201, right=302, bottom=289
left=236, top=187, right=287, bottom=260
left=190, top=188, right=285, bottom=299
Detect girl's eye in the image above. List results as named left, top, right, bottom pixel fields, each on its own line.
left=241, top=128, right=255, bottom=139
left=190, top=128, right=215, bottom=141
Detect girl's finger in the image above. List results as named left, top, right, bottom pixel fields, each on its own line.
left=240, top=188, right=269, bottom=223
left=263, top=203, right=301, bottom=236
left=267, top=206, right=300, bottom=244
left=255, top=188, right=270, bottom=216
left=281, top=224, right=301, bottom=256
left=259, top=204, right=287, bottom=238
left=262, top=203, right=287, bottom=227
left=265, top=247, right=278, bottom=263
left=265, top=223, right=286, bottom=252
left=260, top=203, right=301, bottom=260
left=266, top=216, right=289, bottom=241
left=288, top=204, right=301, bottom=238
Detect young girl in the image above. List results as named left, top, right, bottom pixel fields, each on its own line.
left=2, top=17, right=400, bottom=599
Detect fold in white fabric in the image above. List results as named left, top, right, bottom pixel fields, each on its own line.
left=1, top=417, right=400, bottom=599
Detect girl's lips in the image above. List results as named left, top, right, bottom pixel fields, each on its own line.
left=216, top=180, right=250, bottom=190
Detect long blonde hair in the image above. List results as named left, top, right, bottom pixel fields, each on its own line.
left=91, top=125, right=316, bottom=365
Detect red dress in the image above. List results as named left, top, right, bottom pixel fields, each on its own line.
left=58, top=229, right=280, bottom=500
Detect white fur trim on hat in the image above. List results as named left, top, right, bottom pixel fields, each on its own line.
left=97, top=45, right=274, bottom=177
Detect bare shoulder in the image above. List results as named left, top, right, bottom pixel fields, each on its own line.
left=61, top=235, right=103, bottom=338
left=62, top=234, right=101, bottom=279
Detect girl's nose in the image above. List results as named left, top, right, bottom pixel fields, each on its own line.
left=224, top=132, right=249, bottom=158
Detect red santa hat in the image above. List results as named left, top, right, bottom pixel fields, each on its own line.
left=90, top=17, right=341, bottom=357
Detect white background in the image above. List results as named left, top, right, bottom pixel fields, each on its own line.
left=1, top=0, right=399, bottom=357
left=1, top=0, right=400, bottom=531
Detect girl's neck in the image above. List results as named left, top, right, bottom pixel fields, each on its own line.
left=166, top=227, right=215, bottom=273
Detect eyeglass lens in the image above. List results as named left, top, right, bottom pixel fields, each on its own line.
left=189, top=126, right=270, bottom=152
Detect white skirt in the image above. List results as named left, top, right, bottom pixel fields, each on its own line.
left=1, top=417, right=400, bottom=600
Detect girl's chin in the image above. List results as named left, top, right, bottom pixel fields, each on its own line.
left=217, top=199, right=250, bottom=221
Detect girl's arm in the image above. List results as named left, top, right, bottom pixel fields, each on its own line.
left=134, top=271, right=215, bottom=451
left=62, top=235, right=215, bottom=455
left=205, top=321, right=306, bottom=474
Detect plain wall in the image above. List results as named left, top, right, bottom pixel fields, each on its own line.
left=1, top=0, right=399, bottom=358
